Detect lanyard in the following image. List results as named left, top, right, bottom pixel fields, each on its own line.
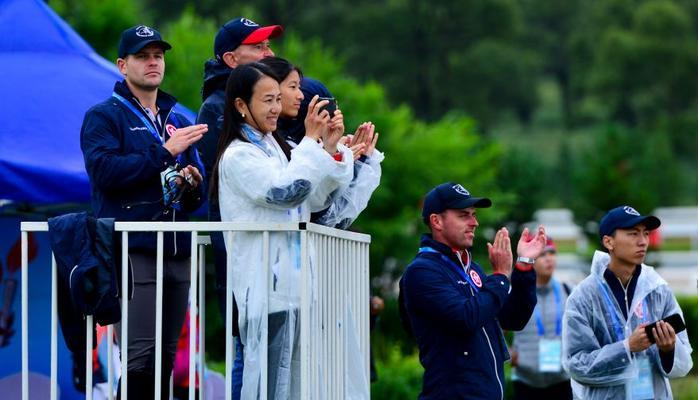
left=418, top=246, right=479, bottom=293
left=598, top=279, right=648, bottom=341
left=533, top=280, right=562, bottom=337
left=242, top=124, right=273, bottom=156
left=112, top=92, right=163, bottom=144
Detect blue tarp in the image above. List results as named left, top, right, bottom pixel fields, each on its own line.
left=0, top=0, right=195, bottom=204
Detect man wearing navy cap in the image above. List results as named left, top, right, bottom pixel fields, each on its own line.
left=80, top=25, right=207, bottom=399
left=562, top=206, right=693, bottom=399
left=399, top=182, right=547, bottom=399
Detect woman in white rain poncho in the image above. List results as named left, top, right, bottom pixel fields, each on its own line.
left=562, top=208, right=692, bottom=400
left=210, top=62, right=379, bottom=399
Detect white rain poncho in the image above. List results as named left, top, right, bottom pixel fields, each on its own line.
left=562, top=251, right=693, bottom=399
left=218, top=125, right=381, bottom=399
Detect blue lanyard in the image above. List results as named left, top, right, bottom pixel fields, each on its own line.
left=418, top=247, right=480, bottom=293
left=112, top=92, right=162, bottom=144
left=533, top=280, right=562, bottom=337
left=597, top=279, right=648, bottom=341
left=242, top=124, right=273, bottom=156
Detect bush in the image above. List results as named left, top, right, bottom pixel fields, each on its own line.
left=371, top=347, right=423, bottom=400
left=677, top=295, right=698, bottom=366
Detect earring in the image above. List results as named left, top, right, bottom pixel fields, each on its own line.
left=241, top=113, right=246, bottom=118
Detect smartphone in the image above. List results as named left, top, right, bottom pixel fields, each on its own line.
left=317, top=97, right=337, bottom=118
left=645, top=313, right=686, bottom=343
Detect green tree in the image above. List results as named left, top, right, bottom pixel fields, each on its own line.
left=50, top=0, right=145, bottom=59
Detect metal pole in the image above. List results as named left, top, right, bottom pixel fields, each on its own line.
left=261, top=231, right=269, bottom=400
left=86, top=315, right=94, bottom=400
left=51, top=254, right=58, bottom=400
left=300, top=230, right=309, bottom=400
left=198, top=242, right=206, bottom=400
left=121, top=232, right=129, bottom=398
left=189, top=232, right=198, bottom=400
left=21, top=231, right=28, bottom=400
left=225, top=231, right=233, bottom=400
left=108, top=324, right=114, bottom=400
left=155, top=231, right=164, bottom=400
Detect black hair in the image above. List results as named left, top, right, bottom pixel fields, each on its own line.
left=209, top=62, right=277, bottom=203
left=259, top=56, right=304, bottom=83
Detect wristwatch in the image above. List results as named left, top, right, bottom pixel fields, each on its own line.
left=516, top=256, right=535, bottom=265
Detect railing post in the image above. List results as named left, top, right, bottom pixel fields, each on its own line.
left=86, top=315, right=94, bottom=400
left=300, top=228, right=310, bottom=400
left=198, top=242, right=206, bottom=400
left=51, top=254, right=58, bottom=400
left=225, top=230, right=233, bottom=400
left=21, top=230, right=28, bottom=400
left=121, top=231, right=129, bottom=398
left=107, top=324, right=114, bottom=400
left=261, top=231, right=269, bottom=400
left=155, top=231, right=164, bottom=400
left=189, top=231, right=198, bottom=400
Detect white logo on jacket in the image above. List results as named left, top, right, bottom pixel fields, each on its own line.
left=129, top=126, right=148, bottom=131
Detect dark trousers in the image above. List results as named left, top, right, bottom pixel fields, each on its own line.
left=117, top=252, right=190, bottom=399
left=513, top=380, right=572, bottom=400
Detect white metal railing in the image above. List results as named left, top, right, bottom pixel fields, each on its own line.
left=19, top=221, right=371, bottom=400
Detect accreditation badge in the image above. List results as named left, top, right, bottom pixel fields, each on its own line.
left=630, top=355, right=655, bottom=399
left=538, top=338, right=562, bottom=372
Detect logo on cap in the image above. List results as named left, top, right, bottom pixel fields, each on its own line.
left=623, top=206, right=640, bottom=216
left=136, top=25, right=155, bottom=37
left=452, top=184, right=470, bottom=196
left=241, top=18, right=259, bottom=27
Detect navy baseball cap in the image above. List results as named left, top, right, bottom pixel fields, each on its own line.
left=598, top=205, right=661, bottom=239
left=422, top=182, right=492, bottom=223
left=214, top=17, right=283, bottom=60
left=118, top=25, right=171, bottom=58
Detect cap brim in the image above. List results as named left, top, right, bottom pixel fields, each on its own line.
left=621, top=215, right=661, bottom=231
left=450, top=197, right=492, bottom=209
left=242, top=25, right=284, bottom=44
left=126, top=40, right=172, bottom=57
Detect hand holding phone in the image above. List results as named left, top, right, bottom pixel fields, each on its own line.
left=318, top=97, right=337, bottom=118
left=645, top=313, right=686, bottom=343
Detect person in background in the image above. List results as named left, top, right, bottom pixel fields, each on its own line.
left=196, top=18, right=283, bottom=399
left=400, top=182, right=546, bottom=399
left=510, top=237, right=572, bottom=399
left=562, top=205, right=693, bottom=399
left=80, top=25, right=206, bottom=399
left=212, top=62, right=355, bottom=399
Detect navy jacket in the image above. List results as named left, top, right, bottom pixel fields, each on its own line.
left=80, top=81, right=204, bottom=258
left=196, top=59, right=230, bottom=182
left=48, top=212, right=125, bottom=353
left=400, top=235, right=537, bottom=399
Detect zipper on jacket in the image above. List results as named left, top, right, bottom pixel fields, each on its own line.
left=466, top=279, right=503, bottom=400
left=481, top=326, right=504, bottom=400
left=615, top=276, right=631, bottom=317
left=69, top=264, right=79, bottom=289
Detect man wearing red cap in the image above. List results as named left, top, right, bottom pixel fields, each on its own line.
left=196, top=17, right=283, bottom=400
left=510, top=237, right=573, bottom=399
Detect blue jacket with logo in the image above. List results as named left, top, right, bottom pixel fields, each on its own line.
left=80, top=80, right=204, bottom=258
left=400, top=234, right=537, bottom=399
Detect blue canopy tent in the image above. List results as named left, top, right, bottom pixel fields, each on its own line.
left=0, top=0, right=195, bottom=204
